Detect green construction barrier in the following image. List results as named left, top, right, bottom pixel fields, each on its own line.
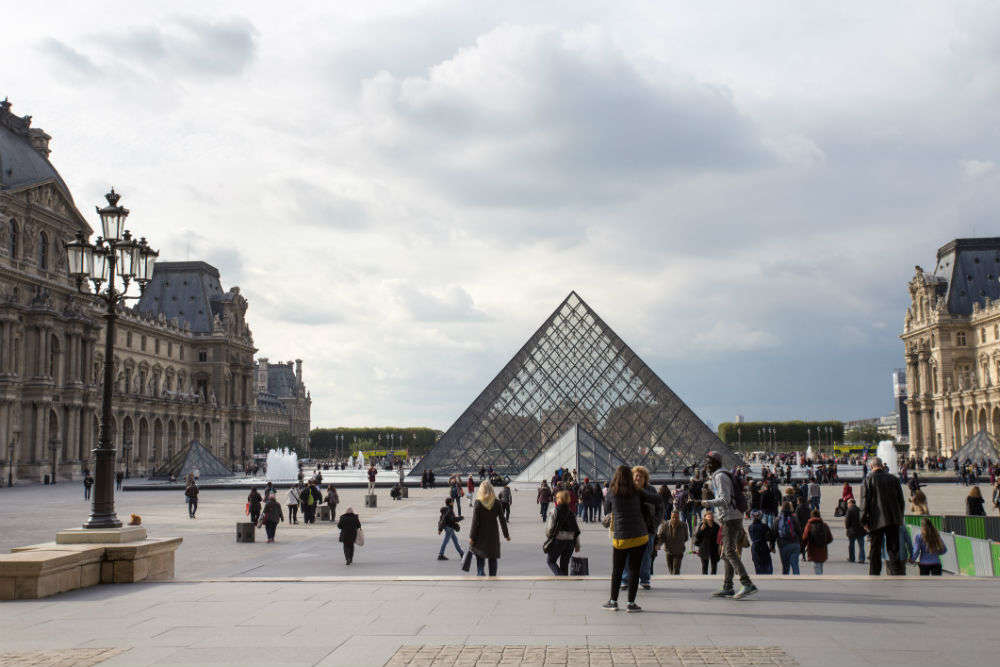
left=965, top=516, right=986, bottom=539
left=905, top=515, right=942, bottom=531
left=954, top=536, right=977, bottom=576
left=992, top=543, right=1000, bottom=577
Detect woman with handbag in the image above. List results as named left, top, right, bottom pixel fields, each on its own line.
left=437, top=498, right=465, bottom=560
left=468, top=481, right=510, bottom=576
left=545, top=490, right=581, bottom=575
left=337, top=507, right=362, bottom=565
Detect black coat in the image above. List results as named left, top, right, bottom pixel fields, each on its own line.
left=967, top=496, right=986, bottom=516
left=261, top=498, right=283, bottom=524
left=247, top=490, right=262, bottom=511
left=694, top=521, right=721, bottom=560
left=760, top=485, right=781, bottom=514
left=844, top=505, right=865, bottom=538
left=860, top=469, right=905, bottom=531
left=338, top=512, right=361, bottom=544
left=604, top=488, right=658, bottom=541
left=469, top=499, right=509, bottom=559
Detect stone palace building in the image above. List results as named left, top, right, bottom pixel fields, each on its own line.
left=0, top=99, right=309, bottom=483
left=902, top=237, right=1000, bottom=459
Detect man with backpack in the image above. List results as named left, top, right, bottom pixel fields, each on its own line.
left=701, top=452, right=757, bottom=599
left=776, top=501, right=802, bottom=574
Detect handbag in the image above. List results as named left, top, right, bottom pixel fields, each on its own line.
left=355, top=528, right=365, bottom=547
left=570, top=556, right=589, bottom=576
left=601, top=513, right=613, bottom=529
left=461, top=549, right=474, bottom=572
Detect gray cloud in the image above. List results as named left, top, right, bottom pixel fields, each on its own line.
left=284, top=179, right=369, bottom=230
left=37, top=37, right=101, bottom=79
left=393, top=283, right=488, bottom=322
left=361, top=25, right=769, bottom=209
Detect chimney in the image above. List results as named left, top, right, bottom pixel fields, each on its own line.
left=256, top=358, right=269, bottom=394
left=295, top=359, right=303, bottom=383
left=28, top=128, right=51, bottom=159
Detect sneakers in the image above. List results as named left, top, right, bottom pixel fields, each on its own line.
left=620, top=583, right=629, bottom=590
left=733, top=584, right=759, bottom=600
left=711, top=588, right=735, bottom=598
left=437, top=554, right=448, bottom=561
left=601, top=600, right=619, bottom=611
left=626, top=603, right=642, bottom=613
left=640, top=583, right=651, bottom=590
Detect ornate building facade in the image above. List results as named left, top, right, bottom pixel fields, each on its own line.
left=0, top=100, right=309, bottom=483
left=254, top=358, right=311, bottom=451
left=902, top=238, right=1000, bottom=459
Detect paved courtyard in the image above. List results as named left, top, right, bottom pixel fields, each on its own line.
left=0, top=480, right=998, bottom=666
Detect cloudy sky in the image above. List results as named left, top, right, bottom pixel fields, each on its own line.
left=4, top=1, right=999, bottom=430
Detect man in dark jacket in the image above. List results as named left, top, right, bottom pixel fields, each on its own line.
left=760, top=479, right=781, bottom=529
left=844, top=499, right=865, bottom=564
left=860, top=457, right=905, bottom=576
left=300, top=481, right=322, bottom=524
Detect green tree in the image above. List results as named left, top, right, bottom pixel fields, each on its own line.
left=844, top=424, right=893, bottom=448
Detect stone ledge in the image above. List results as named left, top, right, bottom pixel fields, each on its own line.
left=1, top=536, right=181, bottom=600
left=56, top=526, right=147, bottom=544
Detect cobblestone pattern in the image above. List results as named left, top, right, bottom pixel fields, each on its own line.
left=0, top=648, right=124, bottom=667
left=384, top=645, right=797, bottom=666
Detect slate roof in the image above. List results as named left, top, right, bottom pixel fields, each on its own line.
left=266, top=364, right=297, bottom=398
left=932, top=238, right=1000, bottom=316
left=136, top=261, right=226, bottom=332
left=0, top=102, right=74, bottom=202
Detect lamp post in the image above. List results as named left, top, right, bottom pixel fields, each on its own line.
left=65, top=189, right=158, bottom=529
left=49, top=438, right=59, bottom=484
left=6, top=431, right=17, bottom=488
left=122, top=440, right=132, bottom=480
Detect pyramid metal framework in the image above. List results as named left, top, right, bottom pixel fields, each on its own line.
left=514, top=423, right=627, bottom=483
left=150, top=440, right=234, bottom=479
left=954, top=429, right=1000, bottom=464
left=412, top=292, right=738, bottom=477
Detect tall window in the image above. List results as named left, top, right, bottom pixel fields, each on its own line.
left=957, top=331, right=967, bottom=346
left=8, top=220, right=17, bottom=258
left=39, top=231, right=48, bottom=269
left=981, top=327, right=986, bottom=343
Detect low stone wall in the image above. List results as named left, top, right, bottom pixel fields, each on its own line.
left=0, top=537, right=182, bottom=600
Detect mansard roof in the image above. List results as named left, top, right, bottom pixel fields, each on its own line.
left=266, top=363, right=297, bottom=398
left=932, top=238, right=1000, bottom=316
left=135, top=261, right=226, bottom=333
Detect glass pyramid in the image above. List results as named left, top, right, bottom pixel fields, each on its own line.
left=954, top=429, right=1000, bottom=464
left=150, top=440, right=233, bottom=479
left=412, top=292, right=738, bottom=478
left=514, top=423, right=626, bottom=483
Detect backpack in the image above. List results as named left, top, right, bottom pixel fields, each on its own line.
left=808, top=521, right=827, bottom=548
left=721, top=471, right=748, bottom=514
left=777, top=514, right=798, bottom=542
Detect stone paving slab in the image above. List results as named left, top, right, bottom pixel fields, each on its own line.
left=385, top=645, right=797, bottom=666
left=0, top=648, right=124, bottom=667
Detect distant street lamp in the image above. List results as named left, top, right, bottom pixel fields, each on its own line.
left=49, top=438, right=59, bottom=484
left=6, top=431, right=17, bottom=488
left=65, top=189, right=158, bottom=529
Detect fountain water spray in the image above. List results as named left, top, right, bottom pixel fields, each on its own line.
left=876, top=440, right=899, bottom=475
left=265, top=448, right=299, bottom=481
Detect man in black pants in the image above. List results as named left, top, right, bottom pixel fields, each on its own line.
left=860, top=457, right=905, bottom=576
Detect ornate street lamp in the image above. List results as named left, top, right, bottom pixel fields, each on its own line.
left=6, top=431, right=17, bottom=488
left=66, top=189, right=158, bottom=529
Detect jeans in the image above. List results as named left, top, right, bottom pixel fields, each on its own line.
left=610, top=544, right=645, bottom=603
left=751, top=543, right=773, bottom=575
left=848, top=535, right=866, bottom=563
left=454, top=499, right=462, bottom=517
left=288, top=504, right=298, bottom=523
left=539, top=502, right=549, bottom=521
left=546, top=539, right=574, bottom=575
left=187, top=499, right=197, bottom=518
left=620, top=534, right=654, bottom=585
left=763, top=513, right=776, bottom=530
left=779, top=543, right=800, bottom=574
left=475, top=555, right=498, bottom=576
left=687, top=507, right=702, bottom=534
left=439, top=527, right=463, bottom=557
left=84, top=485, right=91, bottom=499
left=813, top=561, right=824, bottom=574
left=721, top=519, right=752, bottom=589
left=809, top=497, right=820, bottom=511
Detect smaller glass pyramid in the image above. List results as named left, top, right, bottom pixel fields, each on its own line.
left=515, top=423, right=626, bottom=482
left=150, top=440, right=233, bottom=479
left=954, top=429, right=1000, bottom=464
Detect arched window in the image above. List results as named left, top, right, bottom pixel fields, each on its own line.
left=39, top=231, right=48, bottom=270
left=9, top=220, right=17, bottom=258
